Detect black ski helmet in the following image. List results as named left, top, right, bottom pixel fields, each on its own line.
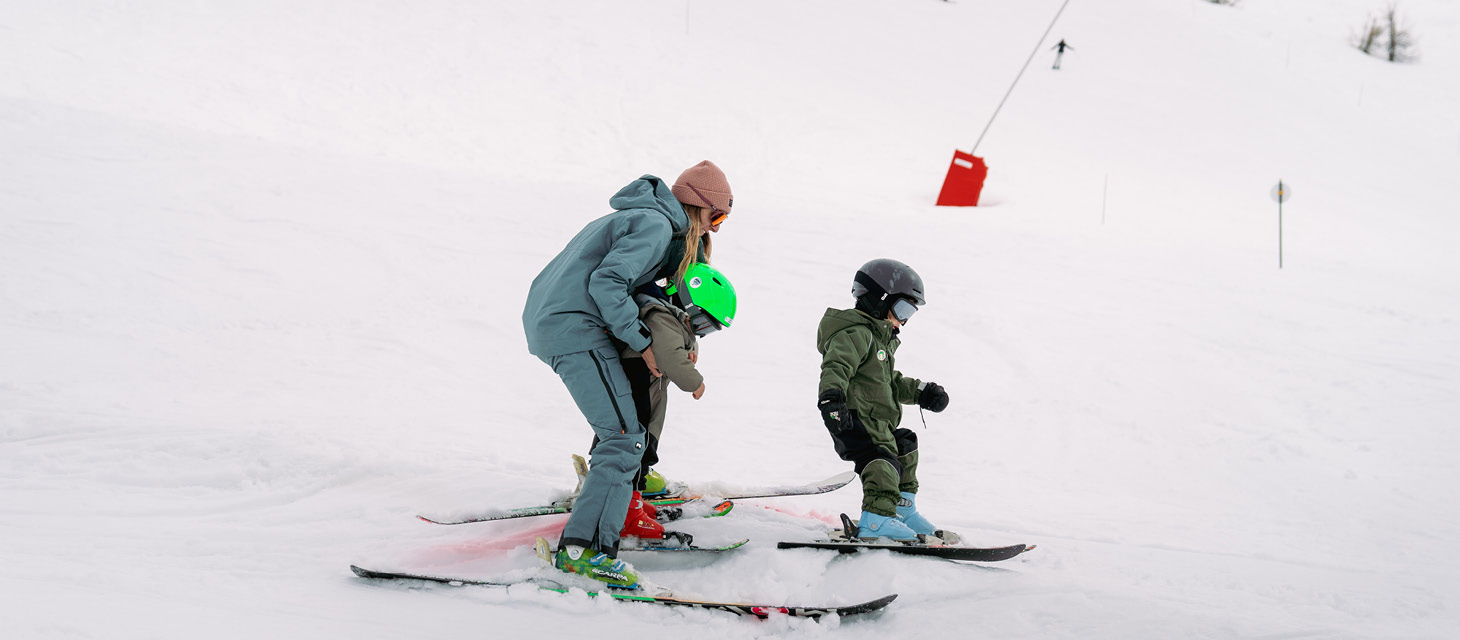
left=852, top=258, right=925, bottom=320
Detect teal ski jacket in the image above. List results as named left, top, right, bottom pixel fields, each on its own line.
left=523, top=175, right=690, bottom=357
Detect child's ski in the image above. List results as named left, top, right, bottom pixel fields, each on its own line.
left=416, top=497, right=732, bottom=525
left=348, top=564, right=896, bottom=619
left=417, top=452, right=849, bottom=525
left=416, top=504, right=569, bottom=524
left=649, top=497, right=734, bottom=522
left=621, top=536, right=749, bottom=553
left=582, top=453, right=855, bottom=502
left=777, top=539, right=1032, bottom=562
left=646, top=469, right=858, bottom=502
left=776, top=513, right=1035, bottom=562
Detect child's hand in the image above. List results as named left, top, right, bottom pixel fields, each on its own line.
left=917, top=382, right=949, bottom=413
left=818, top=389, right=853, bottom=432
left=642, top=346, right=663, bottom=377
left=692, top=383, right=705, bottom=400
left=688, top=351, right=698, bottom=364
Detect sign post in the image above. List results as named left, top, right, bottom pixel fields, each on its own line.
left=1270, top=181, right=1292, bottom=269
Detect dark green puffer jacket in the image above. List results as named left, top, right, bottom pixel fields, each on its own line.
left=816, top=308, right=923, bottom=435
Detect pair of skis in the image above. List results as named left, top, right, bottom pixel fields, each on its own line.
left=361, top=464, right=890, bottom=619
left=352, top=536, right=1025, bottom=620
left=355, top=459, right=1033, bottom=619
left=413, top=455, right=844, bottom=553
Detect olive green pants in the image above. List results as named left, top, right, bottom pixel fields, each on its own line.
left=827, top=416, right=920, bottom=517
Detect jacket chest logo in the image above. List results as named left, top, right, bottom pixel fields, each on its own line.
left=876, top=349, right=887, bottom=361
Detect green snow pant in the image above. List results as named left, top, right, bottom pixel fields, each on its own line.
left=827, top=414, right=920, bottom=517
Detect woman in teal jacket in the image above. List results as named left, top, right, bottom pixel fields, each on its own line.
left=521, top=160, right=732, bottom=589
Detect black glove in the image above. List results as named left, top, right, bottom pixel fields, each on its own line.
left=918, top=382, right=949, bottom=413
left=818, top=389, right=853, bottom=433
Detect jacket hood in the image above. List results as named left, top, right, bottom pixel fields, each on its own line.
left=817, top=307, right=892, bottom=350
left=609, top=175, right=690, bottom=235
left=634, top=292, right=689, bottom=320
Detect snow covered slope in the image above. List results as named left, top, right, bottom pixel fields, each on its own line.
left=3, top=1, right=1458, bottom=637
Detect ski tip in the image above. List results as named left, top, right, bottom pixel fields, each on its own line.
left=722, top=538, right=751, bottom=551
left=975, top=544, right=1033, bottom=562
left=868, top=593, right=899, bottom=612
left=349, top=565, right=374, bottom=579
left=831, top=593, right=898, bottom=617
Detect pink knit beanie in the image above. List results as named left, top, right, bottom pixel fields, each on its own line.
left=671, top=160, right=733, bottom=213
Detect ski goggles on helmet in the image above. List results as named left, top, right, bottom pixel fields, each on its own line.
left=686, top=308, right=724, bottom=337
left=890, top=298, right=919, bottom=324
left=685, top=183, right=730, bottom=226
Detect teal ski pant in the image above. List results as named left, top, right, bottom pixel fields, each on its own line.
left=541, top=345, right=645, bottom=557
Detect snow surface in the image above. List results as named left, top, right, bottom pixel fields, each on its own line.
left=3, top=0, right=1459, bottom=637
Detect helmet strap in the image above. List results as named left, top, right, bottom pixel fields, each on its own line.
left=853, top=271, right=892, bottom=318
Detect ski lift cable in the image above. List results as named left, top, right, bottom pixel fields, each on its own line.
left=971, top=0, right=1074, bottom=154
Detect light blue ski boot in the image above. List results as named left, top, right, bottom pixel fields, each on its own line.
left=895, top=491, right=937, bottom=536
left=857, top=510, right=919, bottom=541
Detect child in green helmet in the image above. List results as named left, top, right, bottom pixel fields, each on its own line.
left=816, top=258, right=953, bottom=542
left=610, top=263, right=737, bottom=540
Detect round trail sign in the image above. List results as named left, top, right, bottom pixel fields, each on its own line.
left=1271, top=181, right=1293, bottom=203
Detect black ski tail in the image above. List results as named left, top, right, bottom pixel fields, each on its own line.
left=840, top=512, right=860, bottom=539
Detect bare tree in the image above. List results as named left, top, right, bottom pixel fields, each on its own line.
left=1353, top=15, right=1383, bottom=55
left=1384, top=3, right=1417, bottom=62
left=1353, top=3, right=1418, bottom=63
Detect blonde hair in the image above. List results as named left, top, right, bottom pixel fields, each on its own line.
left=675, top=205, right=714, bottom=283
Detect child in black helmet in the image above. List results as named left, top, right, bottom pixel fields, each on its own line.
left=815, top=258, right=953, bottom=541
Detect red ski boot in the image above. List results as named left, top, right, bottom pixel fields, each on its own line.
left=637, top=493, right=658, bottom=521
left=622, top=491, right=664, bottom=539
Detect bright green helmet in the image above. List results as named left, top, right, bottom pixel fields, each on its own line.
left=667, top=263, right=737, bottom=336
